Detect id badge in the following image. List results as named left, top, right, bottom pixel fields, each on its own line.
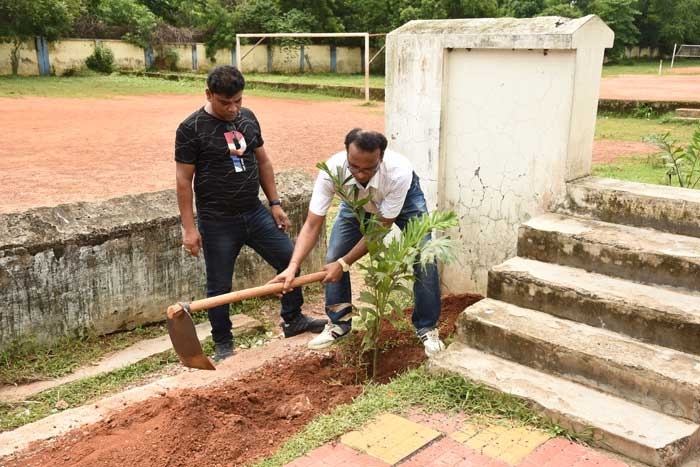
left=224, top=130, right=247, bottom=172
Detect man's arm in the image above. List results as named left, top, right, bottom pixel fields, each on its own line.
left=175, top=162, right=201, bottom=256
left=337, top=216, right=395, bottom=267
left=255, top=146, right=290, bottom=230
left=273, top=211, right=326, bottom=290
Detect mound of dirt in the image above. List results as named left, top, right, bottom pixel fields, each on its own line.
left=1, top=294, right=481, bottom=467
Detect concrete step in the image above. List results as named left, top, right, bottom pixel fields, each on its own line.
left=562, top=176, right=700, bottom=238
left=455, top=298, right=700, bottom=422
left=676, top=108, right=700, bottom=118
left=518, top=213, right=700, bottom=291
left=428, top=343, right=700, bottom=467
left=488, top=257, right=700, bottom=355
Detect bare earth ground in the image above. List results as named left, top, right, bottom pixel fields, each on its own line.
left=1, top=72, right=699, bottom=214
left=0, top=74, right=698, bottom=465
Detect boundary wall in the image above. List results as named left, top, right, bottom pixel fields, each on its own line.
left=0, top=169, right=326, bottom=351
left=0, top=38, right=371, bottom=76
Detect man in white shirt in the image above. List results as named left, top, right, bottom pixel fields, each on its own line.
left=272, top=128, right=445, bottom=356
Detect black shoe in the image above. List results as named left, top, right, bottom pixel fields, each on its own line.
left=212, top=342, right=234, bottom=362
left=282, top=313, right=328, bottom=338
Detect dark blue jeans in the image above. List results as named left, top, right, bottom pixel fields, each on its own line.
left=324, top=172, right=441, bottom=333
left=199, top=203, right=303, bottom=345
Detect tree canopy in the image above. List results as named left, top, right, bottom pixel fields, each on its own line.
left=2, top=0, right=700, bottom=67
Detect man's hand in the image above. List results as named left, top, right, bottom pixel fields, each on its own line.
left=269, top=266, right=298, bottom=293
left=182, top=228, right=202, bottom=257
left=322, top=261, right=345, bottom=283
left=271, top=205, right=290, bottom=231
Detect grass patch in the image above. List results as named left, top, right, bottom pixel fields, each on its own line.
left=252, top=367, right=571, bottom=467
left=595, top=115, right=698, bottom=141
left=602, top=58, right=700, bottom=76
left=0, top=324, right=170, bottom=386
left=0, top=351, right=180, bottom=432
left=592, top=154, right=671, bottom=185
left=0, top=74, right=356, bottom=102
left=0, top=74, right=204, bottom=98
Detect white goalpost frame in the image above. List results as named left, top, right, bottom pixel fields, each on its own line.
left=235, top=32, right=371, bottom=102
left=671, top=43, right=700, bottom=68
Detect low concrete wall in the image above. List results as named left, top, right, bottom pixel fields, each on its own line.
left=0, top=169, right=325, bottom=350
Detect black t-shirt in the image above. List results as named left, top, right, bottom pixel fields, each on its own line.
left=175, top=107, right=264, bottom=220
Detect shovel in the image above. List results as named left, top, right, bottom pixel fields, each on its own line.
left=166, top=271, right=326, bottom=370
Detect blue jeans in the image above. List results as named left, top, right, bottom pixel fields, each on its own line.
left=199, top=203, right=303, bottom=345
left=324, top=172, right=440, bottom=333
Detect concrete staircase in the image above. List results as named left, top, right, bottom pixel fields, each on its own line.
left=430, top=176, right=700, bottom=467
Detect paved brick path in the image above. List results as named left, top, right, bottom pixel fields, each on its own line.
left=284, top=412, right=631, bottom=466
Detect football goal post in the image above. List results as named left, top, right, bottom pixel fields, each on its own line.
left=235, top=32, right=371, bottom=102
left=671, top=43, right=700, bottom=67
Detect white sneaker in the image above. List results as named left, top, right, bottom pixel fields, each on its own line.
left=420, top=328, right=445, bottom=357
left=308, top=322, right=350, bottom=350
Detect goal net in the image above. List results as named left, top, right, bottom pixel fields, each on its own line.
left=671, top=44, right=700, bottom=67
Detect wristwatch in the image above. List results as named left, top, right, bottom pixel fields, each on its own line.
left=269, top=198, right=282, bottom=207
left=337, top=257, right=351, bottom=272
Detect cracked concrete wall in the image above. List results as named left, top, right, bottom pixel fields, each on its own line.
left=385, top=15, right=612, bottom=294
left=0, top=169, right=324, bottom=350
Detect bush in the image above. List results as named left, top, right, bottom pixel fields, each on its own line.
left=85, top=44, right=115, bottom=74
left=150, top=48, right=180, bottom=72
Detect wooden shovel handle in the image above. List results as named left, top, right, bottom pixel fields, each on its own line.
left=166, top=271, right=326, bottom=319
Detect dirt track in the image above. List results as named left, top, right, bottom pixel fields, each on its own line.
left=1, top=72, right=698, bottom=215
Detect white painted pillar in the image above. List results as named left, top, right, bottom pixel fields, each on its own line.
left=385, top=15, right=613, bottom=294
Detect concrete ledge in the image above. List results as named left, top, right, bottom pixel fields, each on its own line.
left=0, top=169, right=325, bottom=350
left=560, top=176, right=700, bottom=238
left=676, top=108, right=700, bottom=118
left=518, top=213, right=700, bottom=291
left=429, top=343, right=700, bottom=467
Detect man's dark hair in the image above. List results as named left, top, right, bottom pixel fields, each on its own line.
left=206, top=66, right=245, bottom=97
left=344, top=128, right=388, bottom=156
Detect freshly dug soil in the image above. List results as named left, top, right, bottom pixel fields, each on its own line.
left=1, top=293, right=482, bottom=467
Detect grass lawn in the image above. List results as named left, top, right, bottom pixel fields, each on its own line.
left=601, top=58, right=700, bottom=76
left=592, top=154, right=671, bottom=185
left=596, top=115, right=699, bottom=141
left=0, top=73, right=351, bottom=101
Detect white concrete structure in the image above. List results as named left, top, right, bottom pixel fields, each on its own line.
left=385, top=15, right=614, bottom=294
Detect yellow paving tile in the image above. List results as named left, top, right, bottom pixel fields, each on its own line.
left=449, top=421, right=484, bottom=444
left=480, top=425, right=552, bottom=465
left=451, top=420, right=551, bottom=466
left=341, top=413, right=442, bottom=465
left=463, top=424, right=511, bottom=451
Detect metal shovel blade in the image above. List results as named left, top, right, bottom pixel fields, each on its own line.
left=167, top=309, right=215, bottom=370
left=166, top=271, right=325, bottom=371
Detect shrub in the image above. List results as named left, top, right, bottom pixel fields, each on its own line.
left=644, top=125, right=700, bottom=188
left=85, top=44, right=115, bottom=74
left=151, top=48, right=179, bottom=71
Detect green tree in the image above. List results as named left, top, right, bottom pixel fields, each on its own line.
left=318, top=162, right=458, bottom=379
left=540, top=0, right=583, bottom=17
left=0, top=0, right=82, bottom=75
left=590, top=0, right=641, bottom=60
left=95, top=0, right=158, bottom=47
left=458, top=0, right=500, bottom=17
left=277, top=0, right=345, bottom=32
left=500, top=0, right=546, bottom=17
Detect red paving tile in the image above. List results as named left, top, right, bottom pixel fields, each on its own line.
left=283, top=443, right=390, bottom=467
left=398, top=437, right=510, bottom=467
left=519, top=438, right=629, bottom=467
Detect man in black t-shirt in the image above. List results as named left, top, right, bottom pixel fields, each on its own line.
left=175, top=66, right=326, bottom=362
